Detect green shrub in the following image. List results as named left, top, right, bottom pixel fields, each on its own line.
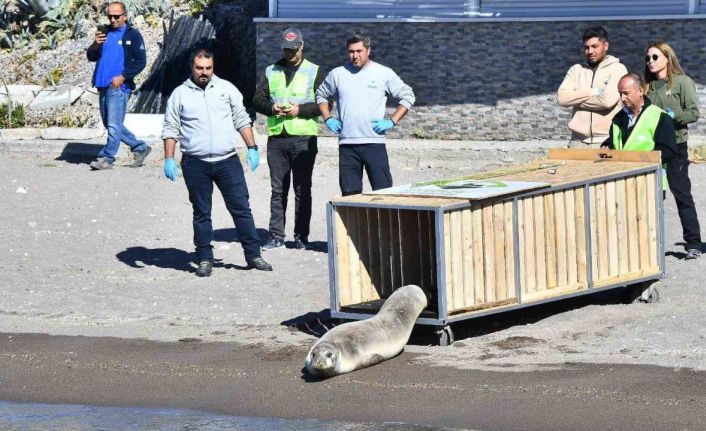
left=0, top=102, right=26, bottom=128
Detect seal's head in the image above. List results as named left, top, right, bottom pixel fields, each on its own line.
left=305, top=341, right=340, bottom=377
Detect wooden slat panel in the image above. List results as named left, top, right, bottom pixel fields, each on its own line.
left=636, top=175, right=650, bottom=268
left=400, top=210, right=422, bottom=290
left=472, top=205, right=486, bottom=304
left=493, top=203, right=507, bottom=300
left=626, top=176, right=640, bottom=273
left=544, top=193, right=557, bottom=289
left=346, top=207, right=362, bottom=304
left=443, top=212, right=453, bottom=308
left=522, top=197, right=536, bottom=294
left=595, top=182, right=609, bottom=280
left=334, top=194, right=466, bottom=208
left=589, top=185, right=598, bottom=282
left=517, top=198, right=527, bottom=295
left=357, top=207, right=374, bottom=301
left=334, top=207, right=351, bottom=306
left=497, top=160, right=657, bottom=188
left=462, top=208, right=475, bottom=306
left=417, top=210, right=430, bottom=293
left=427, top=211, right=437, bottom=292
left=606, top=181, right=619, bottom=277
left=482, top=204, right=497, bottom=302
left=450, top=210, right=464, bottom=311
left=646, top=173, right=658, bottom=269
left=554, top=191, right=568, bottom=288
left=575, top=187, right=588, bottom=286
left=548, top=148, right=662, bottom=163
left=564, top=189, right=577, bottom=286
left=615, top=179, right=629, bottom=276
left=366, top=208, right=381, bottom=298
left=503, top=200, right=516, bottom=299
left=533, top=195, right=547, bottom=291
left=377, top=208, right=392, bottom=297
left=389, top=209, right=401, bottom=290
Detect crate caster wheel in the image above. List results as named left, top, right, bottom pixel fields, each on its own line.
left=633, top=282, right=660, bottom=304
left=435, top=326, right=455, bottom=346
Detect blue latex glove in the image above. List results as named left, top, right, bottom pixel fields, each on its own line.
left=163, top=158, right=178, bottom=181
left=325, top=117, right=343, bottom=134
left=247, top=147, right=259, bottom=172
left=372, top=119, right=395, bottom=134
left=665, top=107, right=675, bottom=119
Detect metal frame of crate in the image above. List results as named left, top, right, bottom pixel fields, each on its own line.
left=326, top=149, right=665, bottom=344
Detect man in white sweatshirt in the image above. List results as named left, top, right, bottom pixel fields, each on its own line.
left=161, top=49, right=272, bottom=276
left=316, top=32, right=415, bottom=196
left=557, top=26, right=627, bottom=147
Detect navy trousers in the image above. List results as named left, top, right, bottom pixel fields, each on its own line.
left=339, top=144, right=392, bottom=196
left=181, top=154, right=261, bottom=261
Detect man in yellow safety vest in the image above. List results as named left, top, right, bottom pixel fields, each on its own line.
left=602, top=73, right=679, bottom=181
left=253, top=28, right=325, bottom=251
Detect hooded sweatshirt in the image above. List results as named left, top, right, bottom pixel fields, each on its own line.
left=161, top=75, right=252, bottom=162
left=557, top=55, right=628, bottom=144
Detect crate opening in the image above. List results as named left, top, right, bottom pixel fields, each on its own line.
left=333, top=206, right=439, bottom=317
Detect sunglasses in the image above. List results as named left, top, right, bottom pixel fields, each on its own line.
left=645, top=54, right=660, bottom=63
left=107, top=13, right=125, bottom=20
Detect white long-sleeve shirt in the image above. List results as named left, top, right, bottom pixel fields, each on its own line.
left=316, top=61, right=415, bottom=144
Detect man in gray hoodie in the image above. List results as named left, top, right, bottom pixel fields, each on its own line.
left=161, top=49, right=272, bottom=276
left=316, top=32, right=415, bottom=196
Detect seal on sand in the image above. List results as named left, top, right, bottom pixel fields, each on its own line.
left=304, top=284, right=427, bottom=378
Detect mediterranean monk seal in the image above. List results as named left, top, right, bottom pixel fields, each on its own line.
left=305, top=284, right=427, bottom=378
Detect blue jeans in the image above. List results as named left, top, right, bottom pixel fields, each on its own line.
left=181, top=154, right=262, bottom=261
left=98, top=87, right=146, bottom=163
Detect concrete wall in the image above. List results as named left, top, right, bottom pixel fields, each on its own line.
left=255, top=18, right=706, bottom=141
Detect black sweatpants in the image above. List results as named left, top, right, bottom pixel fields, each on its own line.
left=339, top=144, right=392, bottom=196
left=666, top=142, right=702, bottom=250
left=267, top=135, right=317, bottom=239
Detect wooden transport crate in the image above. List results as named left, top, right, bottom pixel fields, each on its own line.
left=326, top=149, right=665, bottom=342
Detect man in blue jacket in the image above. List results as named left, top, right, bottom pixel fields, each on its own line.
left=86, top=1, right=150, bottom=170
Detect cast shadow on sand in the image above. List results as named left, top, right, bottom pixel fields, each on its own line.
left=116, top=246, right=250, bottom=273
left=665, top=242, right=706, bottom=260
left=55, top=142, right=102, bottom=164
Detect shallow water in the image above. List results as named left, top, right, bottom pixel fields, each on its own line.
left=0, top=401, right=469, bottom=430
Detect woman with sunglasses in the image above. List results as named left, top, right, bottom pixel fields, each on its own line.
left=644, top=41, right=702, bottom=259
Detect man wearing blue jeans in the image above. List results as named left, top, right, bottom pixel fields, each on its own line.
left=161, top=49, right=272, bottom=277
left=87, top=1, right=150, bottom=170
left=316, top=31, right=415, bottom=195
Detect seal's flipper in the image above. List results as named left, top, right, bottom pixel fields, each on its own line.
left=359, top=354, right=385, bottom=369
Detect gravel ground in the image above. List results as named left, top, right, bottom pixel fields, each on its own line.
left=0, top=147, right=705, bottom=374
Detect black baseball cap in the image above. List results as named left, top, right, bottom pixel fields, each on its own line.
left=281, top=27, right=303, bottom=49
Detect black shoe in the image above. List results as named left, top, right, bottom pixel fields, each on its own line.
left=130, top=146, right=152, bottom=167
left=246, top=256, right=273, bottom=271
left=685, top=248, right=702, bottom=260
left=195, top=259, right=213, bottom=277
left=261, top=234, right=284, bottom=250
left=294, top=235, right=309, bottom=250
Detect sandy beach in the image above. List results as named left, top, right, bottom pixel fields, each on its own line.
left=0, top=142, right=705, bottom=429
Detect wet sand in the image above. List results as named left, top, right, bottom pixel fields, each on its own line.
left=1, top=333, right=704, bottom=430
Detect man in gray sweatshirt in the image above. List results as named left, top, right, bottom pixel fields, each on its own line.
left=161, top=49, right=272, bottom=276
left=316, top=32, right=415, bottom=196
